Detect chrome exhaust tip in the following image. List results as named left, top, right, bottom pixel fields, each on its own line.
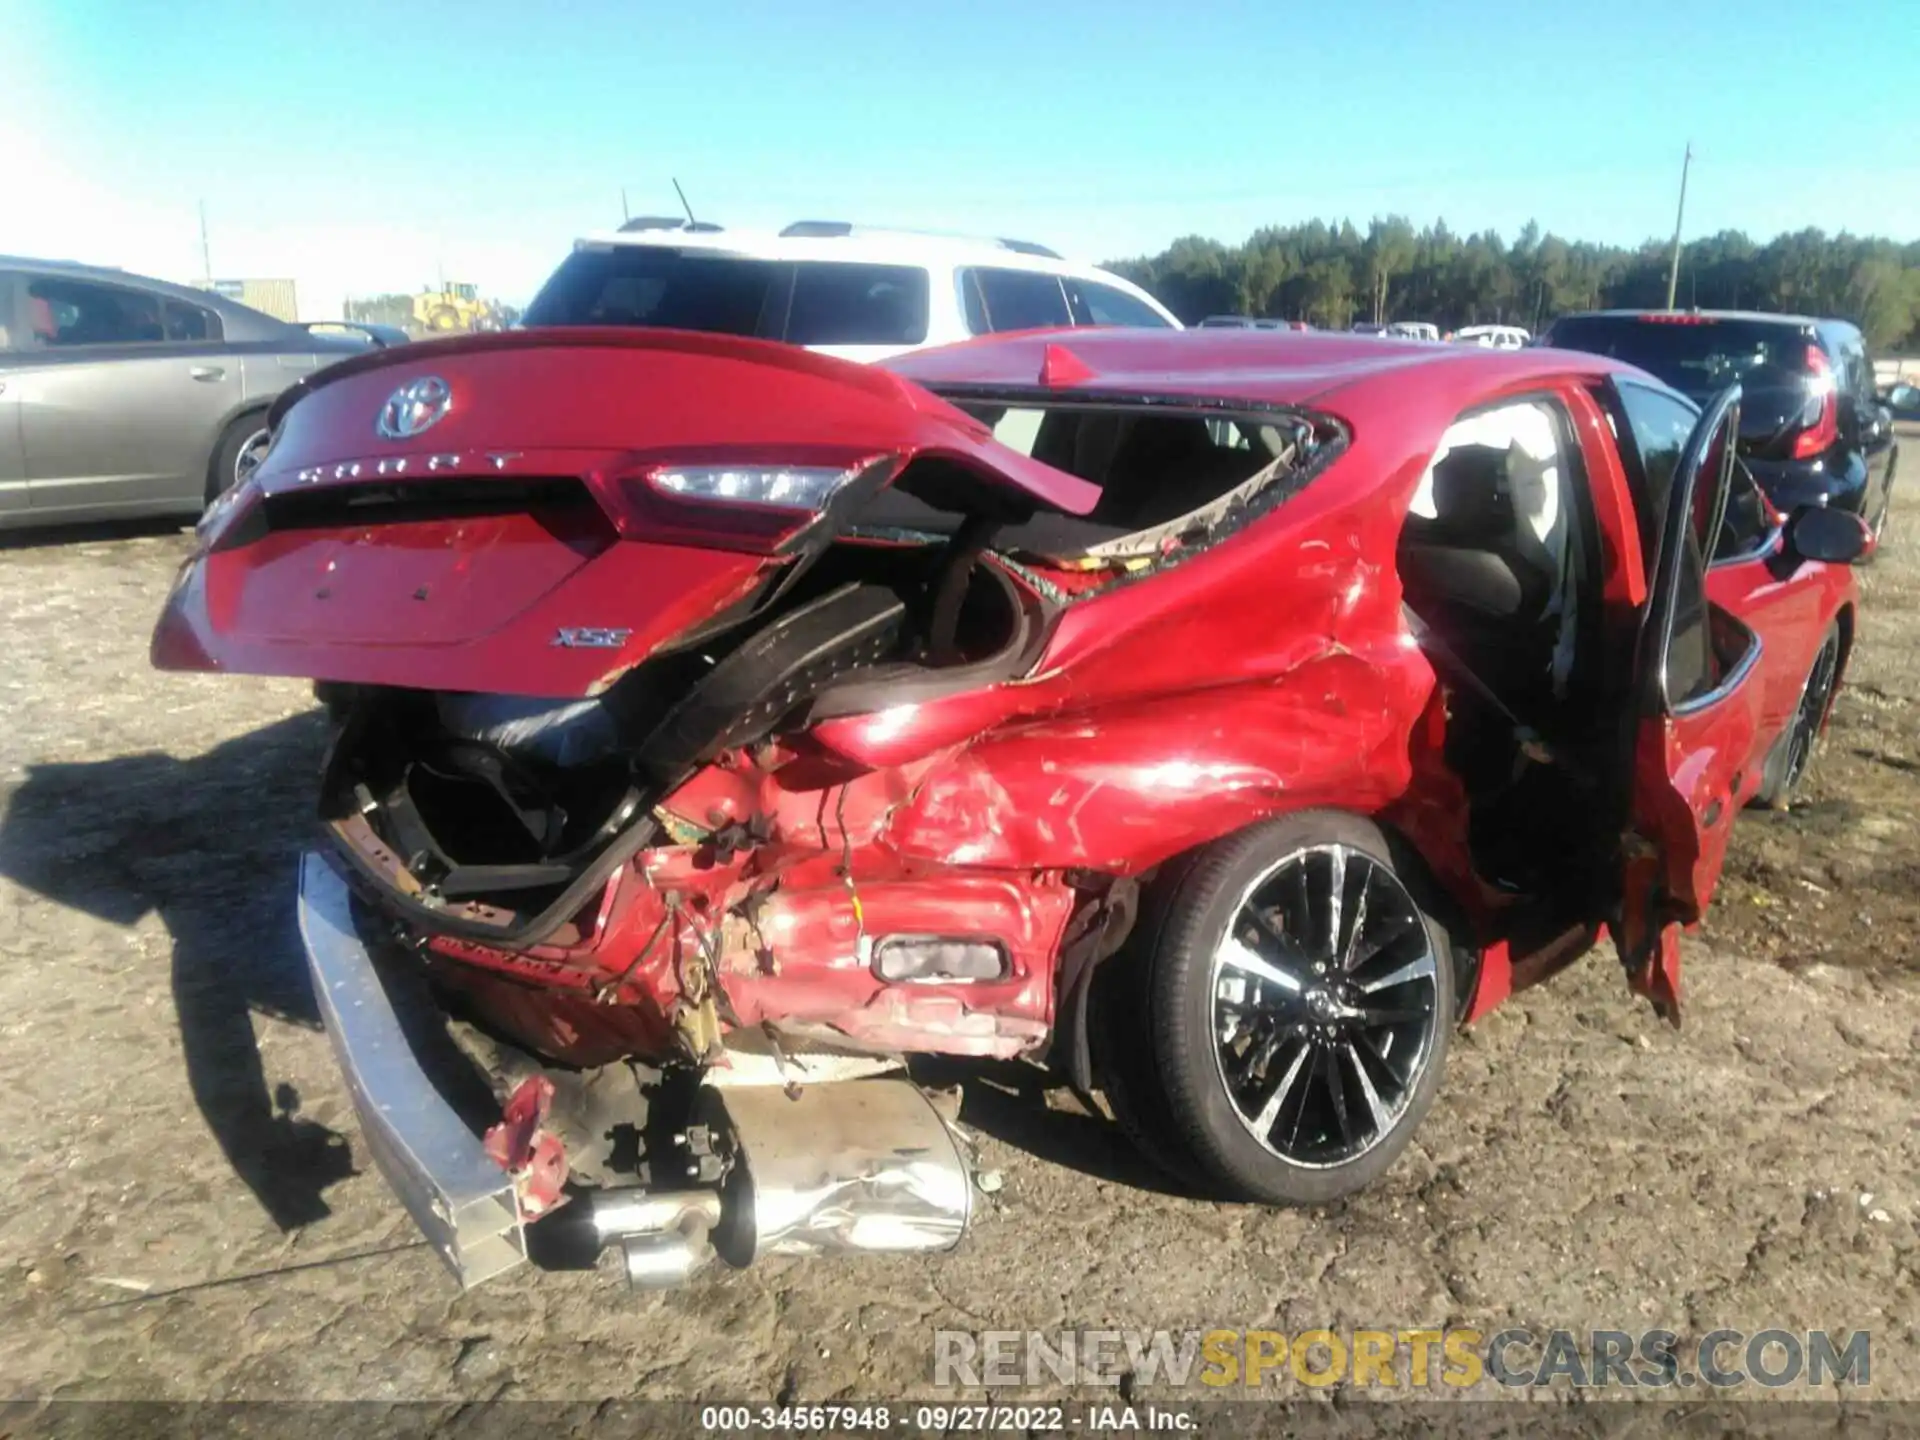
left=591, top=1190, right=722, bottom=1290
left=615, top=1233, right=710, bottom=1289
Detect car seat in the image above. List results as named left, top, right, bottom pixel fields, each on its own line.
left=28, top=296, right=58, bottom=345
left=1398, top=440, right=1561, bottom=707
left=1086, top=416, right=1262, bottom=531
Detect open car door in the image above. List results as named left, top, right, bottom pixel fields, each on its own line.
left=1615, top=382, right=1766, bottom=1024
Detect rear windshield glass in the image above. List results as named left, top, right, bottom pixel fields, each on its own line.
left=526, top=249, right=776, bottom=335
left=525, top=249, right=929, bottom=345
left=1545, top=315, right=1811, bottom=396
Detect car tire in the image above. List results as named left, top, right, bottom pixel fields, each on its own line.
left=1753, top=622, right=1843, bottom=810
left=1093, top=810, right=1453, bottom=1206
left=207, top=412, right=272, bottom=507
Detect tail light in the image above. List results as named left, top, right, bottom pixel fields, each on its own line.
left=651, top=464, right=862, bottom=511
left=608, top=450, right=898, bottom=553
left=1791, top=345, right=1840, bottom=459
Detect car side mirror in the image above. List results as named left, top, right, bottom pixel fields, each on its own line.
left=1786, top=504, right=1874, bottom=565
left=1837, top=392, right=1867, bottom=440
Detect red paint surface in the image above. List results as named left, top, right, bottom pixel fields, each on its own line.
left=152, top=330, right=1100, bottom=695
left=152, top=328, right=1862, bottom=1058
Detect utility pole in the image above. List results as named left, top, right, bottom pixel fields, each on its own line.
left=621, top=187, right=630, bottom=221
left=198, top=200, right=213, bottom=285
left=1664, top=142, right=1692, bottom=311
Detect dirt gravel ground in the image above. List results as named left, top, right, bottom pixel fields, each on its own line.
left=0, top=458, right=1915, bottom=1419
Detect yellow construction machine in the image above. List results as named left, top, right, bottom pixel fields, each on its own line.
left=412, top=282, right=500, bottom=333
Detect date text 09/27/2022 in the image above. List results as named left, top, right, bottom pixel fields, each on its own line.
left=697, top=1404, right=1195, bottom=1433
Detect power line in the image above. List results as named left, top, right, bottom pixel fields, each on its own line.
left=1664, top=142, right=1693, bottom=310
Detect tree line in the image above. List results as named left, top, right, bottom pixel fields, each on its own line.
left=1105, top=220, right=1920, bottom=351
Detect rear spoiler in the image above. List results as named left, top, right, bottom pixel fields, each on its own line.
left=268, top=326, right=947, bottom=431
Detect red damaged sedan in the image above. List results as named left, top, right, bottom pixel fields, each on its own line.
left=152, top=325, right=1869, bottom=1289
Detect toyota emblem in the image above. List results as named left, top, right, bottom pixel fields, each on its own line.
left=375, top=376, right=453, bottom=440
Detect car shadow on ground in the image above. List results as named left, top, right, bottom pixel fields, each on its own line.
left=0, top=710, right=357, bottom=1231
left=909, top=1056, right=1198, bottom=1199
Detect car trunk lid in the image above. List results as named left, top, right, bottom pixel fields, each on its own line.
left=156, top=330, right=1099, bottom=695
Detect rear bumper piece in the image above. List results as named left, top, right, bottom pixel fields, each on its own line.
left=297, top=851, right=527, bottom=1288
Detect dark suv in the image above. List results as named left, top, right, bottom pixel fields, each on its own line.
left=1540, top=310, right=1898, bottom=536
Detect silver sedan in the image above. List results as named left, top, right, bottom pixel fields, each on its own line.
left=0, top=257, right=395, bottom=530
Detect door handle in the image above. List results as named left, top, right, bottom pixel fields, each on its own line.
left=188, top=365, right=226, bottom=382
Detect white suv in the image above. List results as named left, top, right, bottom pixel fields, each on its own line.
left=1452, top=324, right=1531, bottom=350
left=522, top=218, right=1181, bottom=362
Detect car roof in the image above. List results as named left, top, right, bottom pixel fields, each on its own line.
left=886, top=329, right=1681, bottom=516
left=574, top=223, right=1112, bottom=275
left=886, top=327, right=1646, bottom=431
left=0, top=253, right=298, bottom=340
left=562, top=224, right=1180, bottom=327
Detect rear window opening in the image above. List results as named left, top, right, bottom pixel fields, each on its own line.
left=852, top=402, right=1327, bottom=572
left=523, top=247, right=931, bottom=347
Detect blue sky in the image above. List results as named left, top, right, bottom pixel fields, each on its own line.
left=8, top=0, right=1918, bottom=317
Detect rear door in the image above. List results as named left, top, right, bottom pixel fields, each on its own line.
left=1061, top=276, right=1178, bottom=330
left=1614, top=382, right=1767, bottom=1022
left=14, top=272, right=242, bottom=516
